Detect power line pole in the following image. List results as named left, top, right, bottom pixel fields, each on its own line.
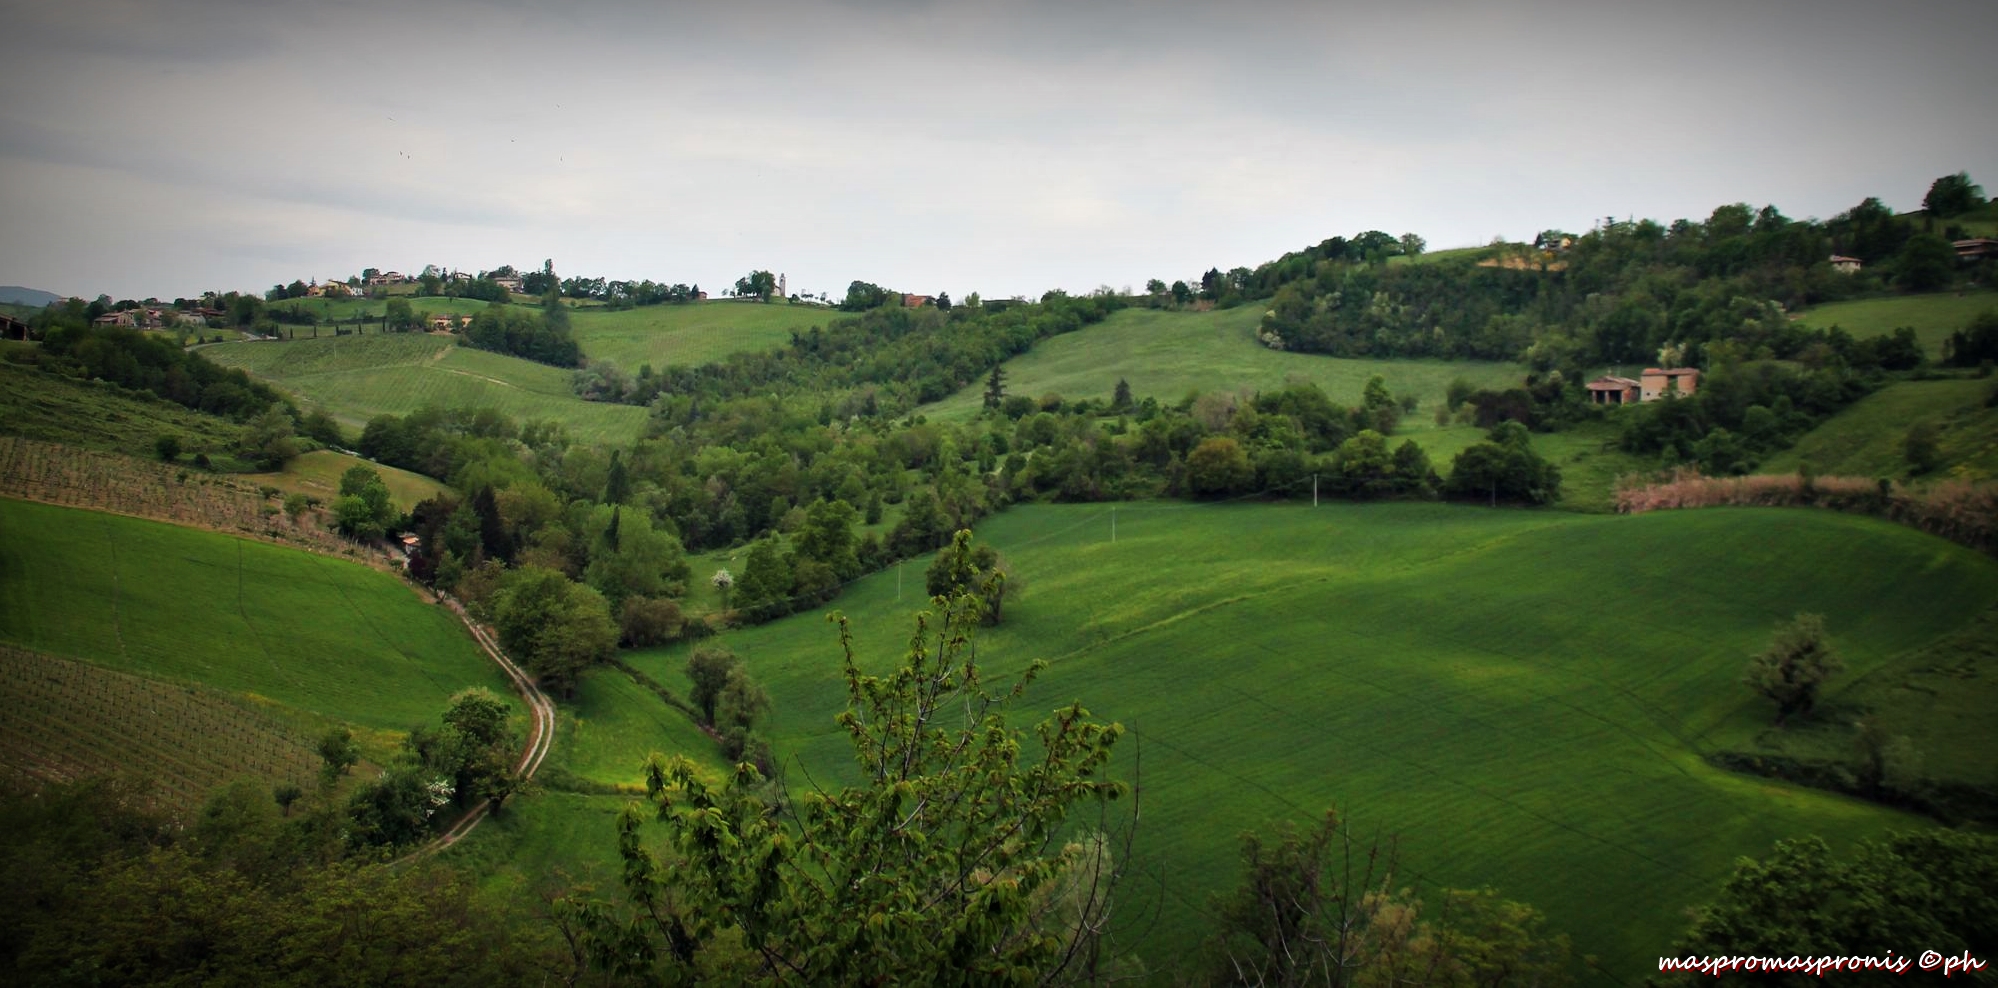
left=1111, top=505, right=1116, bottom=543
left=1313, top=473, right=1319, bottom=507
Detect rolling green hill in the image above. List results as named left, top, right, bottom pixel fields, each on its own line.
left=1764, top=376, right=1998, bottom=480
left=569, top=301, right=832, bottom=374
left=0, top=362, right=248, bottom=461
left=1792, top=289, right=1998, bottom=358
left=243, top=449, right=452, bottom=512
left=589, top=501, right=1992, bottom=980
left=202, top=334, right=648, bottom=444
left=918, top=305, right=1525, bottom=421
left=0, top=498, right=516, bottom=741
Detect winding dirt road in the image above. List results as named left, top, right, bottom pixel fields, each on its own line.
left=393, top=598, right=556, bottom=864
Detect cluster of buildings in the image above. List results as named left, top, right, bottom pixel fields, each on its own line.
left=1584, top=367, right=1701, bottom=406
left=92, top=306, right=220, bottom=329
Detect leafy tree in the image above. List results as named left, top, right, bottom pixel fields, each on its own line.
left=316, top=726, right=359, bottom=785
left=490, top=566, right=618, bottom=695
left=1944, top=311, right=1998, bottom=367
left=582, top=504, right=688, bottom=609
left=924, top=531, right=1015, bottom=624
left=1896, top=233, right=1957, bottom=292
left=619, top=595, right=684, bottom=647
left=735, top=270, right=778, bottom=301
left=438, top=687, right=521, bottom=812
left=1328, top=429, right=1394, bottom=497
left=300, top=409, right=342, bottom=446
left=1922, top=171, right=1985, bottom=218
left=153, top=434, right=181, bottom=462
left=562, top=531, right=1124, bottom=984
left=1398, top=232, right=1426, bottom=258
left=1170, top=280, right=1193, bottom=305
left=1904, top=421, right=1943, bottom=476
left=715, top=664, right=770, bottom=734
left=242, top=405, right=299, bottom=470
left=1205, top=809, right=1570, bottom=987
left=384, top=297, right=416, bottom=332
left=1186, top=436, right=1254, bottom=496
left=1743, top=613, right=1843, bottom=725
left=332, top=464, right=397, bottom=539
left=1444, top=422, right=1561, bottom=505
left=1145, top=278, right=1167, bottom=295
left=685, top=644, right=740, bottom=726
left=1111, top=377, right=1133, bottom=411
left=733, top=537, right=796, bottom=621
left=793, top=498, right=859, bottom=580
left=1657, top=830, right=1997, bottom=987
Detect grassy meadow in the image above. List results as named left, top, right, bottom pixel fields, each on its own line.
left=919, top=305, right=1525, bottom=422
left=0, top=498, right=516, bottom=746
left=0, top=362, right=249, bottom=462
left=1762, top=376, right=1998, bottom=480
left=569, top=301, right=831, bottom=374
left=1792, top=289, right=1998, bottom=358
left=243, top=449, right=451, bottom=512
left=573, top=501, right=1994, bottom=980
left=203, top=334, right=649, bottom=444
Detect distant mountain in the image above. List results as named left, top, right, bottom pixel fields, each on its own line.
left=0, top=286, right=61, bottom=307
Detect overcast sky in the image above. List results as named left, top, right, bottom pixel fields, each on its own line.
left=2, top=0, right=1992, bottom=302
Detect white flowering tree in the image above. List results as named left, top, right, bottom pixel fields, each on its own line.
left=711, top=568, right=734, bottom=611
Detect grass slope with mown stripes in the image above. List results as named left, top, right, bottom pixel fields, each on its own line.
left=605, top=501, right=1993, bottom=980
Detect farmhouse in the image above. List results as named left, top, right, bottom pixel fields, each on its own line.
left=368, top=271, right=408, bottom=286
left=493, top=276, right=524, bottom=293
left=1584, top=375, right=1641, bottom=405
left=1640, top=367, right=1700, bottom=401
left=1829, top=254, right=1863, bottom=274
left=1956, top=238, right=1998, bottom=262
left=0, top=313, right=28, bottom=340
left=93, top=311, right=137, bottom=328
left=902, top=294, right=934, bottom=308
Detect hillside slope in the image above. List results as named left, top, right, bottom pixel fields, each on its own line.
left=920, top=305, right=1525, bottom=420
left=203, top=334, right=648, bottom=444
left=619, top=502, right=1994, bottom=980
left=0, top=498, right=516, bottom=734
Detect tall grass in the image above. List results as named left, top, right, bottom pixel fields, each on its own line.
left=1617, top=468, right=1998, bottom=553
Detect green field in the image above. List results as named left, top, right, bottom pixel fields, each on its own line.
left=244, top=449, right=452, bottom=512
left=1763, top=377, right=1998, bottom=480
left=0, top=362, right=249, bottom=462
left=203, top=334, right=649, bottom=444
left=590, top=502, right=1991, bottom=980
left=918, top=305, right=1526, bottom=421
left=569, top=301, right=831, bottom=374
left=1793, top=289, right=1998, bottom=358
left=0, top=498, right=516, bottom=740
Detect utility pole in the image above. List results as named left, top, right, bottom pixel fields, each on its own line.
left=896, top=562, right=902, bottom=601
left=1111, top=505, right=1116, bottom=543
left=1313, top=473, right=1319, bottom=507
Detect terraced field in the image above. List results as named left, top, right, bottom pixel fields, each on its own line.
left=203, top=334, right=648, bottom=444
